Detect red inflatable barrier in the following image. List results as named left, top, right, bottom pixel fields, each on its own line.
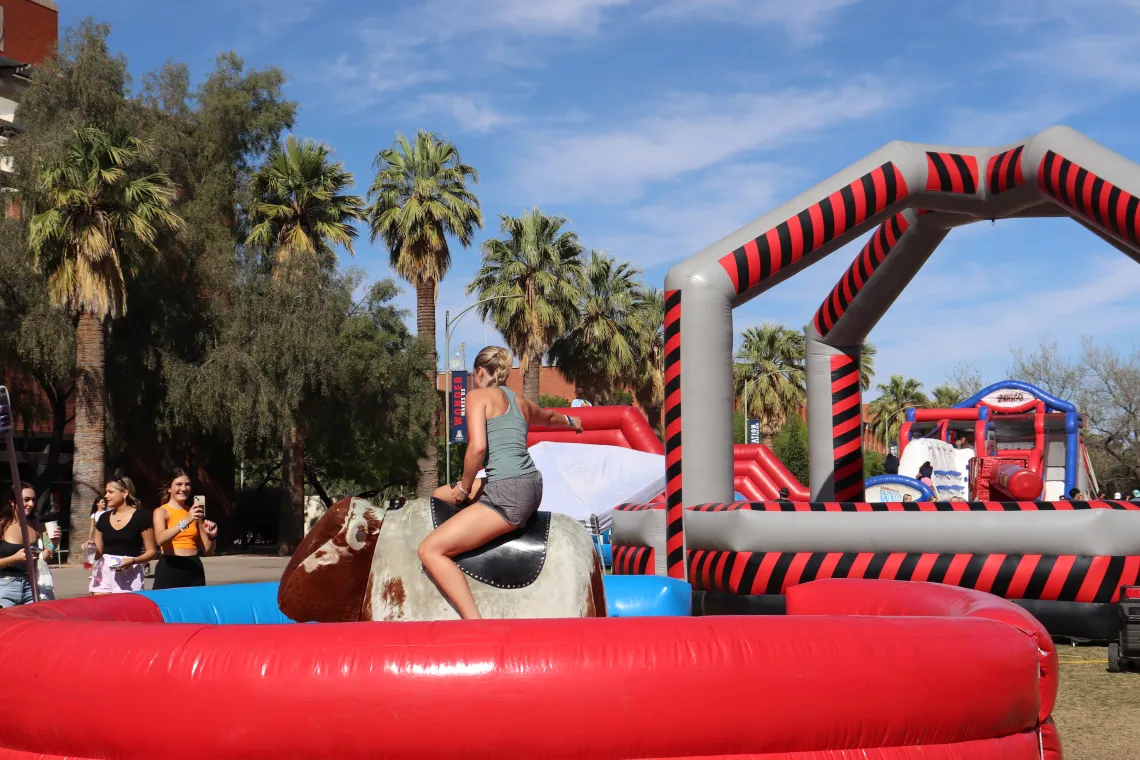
left=991, top=463, right=1044, bottom=500
left=529, top=405, right=663, bottom=454
left=786, top=579, right=1057, bottom=722
left=734, top=444, right=811, bottom=501
left=0, top=581, right=1055, bottom=759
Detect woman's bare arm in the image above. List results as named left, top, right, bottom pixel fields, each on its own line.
left=459, top=391, right=488, bottom=494
left=517, top=397, right=582, bottom=431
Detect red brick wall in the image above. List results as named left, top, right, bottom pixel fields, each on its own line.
left=1, top=0, right=57, bottom=66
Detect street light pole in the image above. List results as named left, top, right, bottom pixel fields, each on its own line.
left=443, top=294, right=524, bottom=485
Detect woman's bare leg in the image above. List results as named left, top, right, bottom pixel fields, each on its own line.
left=417, top=504, right=516, bottom=619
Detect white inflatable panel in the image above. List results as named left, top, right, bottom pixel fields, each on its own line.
left=527, top=442, right=665, bottom=533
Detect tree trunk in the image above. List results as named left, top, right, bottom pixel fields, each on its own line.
left=68, top=313, right=105, bottom=564
left=279, top=425, right=305, bottom=555
left=415, top=279, right=438, bottom=497
left=523, top=352, right=542, bottom=403
left=763, top=435, right=776, bottom=449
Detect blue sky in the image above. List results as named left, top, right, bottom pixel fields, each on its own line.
left=82, top=0, right=1140, bottom=394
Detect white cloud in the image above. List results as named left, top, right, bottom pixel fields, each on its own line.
left=596, top=161, right=801, bottom=268
left=654, top=0, right=863, bottom=44
left=238, top=0, right=320, bottom=37
left=412, top=94, right=517, bottom=133
left=514, top=80, right=893, bottom=203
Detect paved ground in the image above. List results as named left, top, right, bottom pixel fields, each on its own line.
left=49, top=555, right=290, bottom=598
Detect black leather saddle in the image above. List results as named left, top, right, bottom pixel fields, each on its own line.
left=429, top=498, right=551, bottom=590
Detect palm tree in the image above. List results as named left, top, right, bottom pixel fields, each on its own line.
left=468, top=208, right=583, bottom=402
left=548, top=251, right=644, bottom=404
left=931, top=384, right=964, bottom=408
left=247, top=135, right=364, bottom=273
left=631, top=288, right=665, bottom=435
left=246, top=136, right=363, bottom=553
left=28, top=125, right=182, bottom=554
left=734, top=324, right=806, bottom=446
left=867, top=374, right=929, bottom=446
left=859, top=341, right=877, bottom=391
left=366, top=130, right=482, bottom=496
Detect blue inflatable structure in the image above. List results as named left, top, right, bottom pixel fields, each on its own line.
left=138, top=574, right=692, bottom=624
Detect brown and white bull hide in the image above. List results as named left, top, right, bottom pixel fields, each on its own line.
left=279, top=497, right=607, bottom=622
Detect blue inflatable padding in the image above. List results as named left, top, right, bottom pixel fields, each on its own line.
left=137, top=581, right=293, bottom=625
left=601, top=543, right=613, bottom=566
left=603, top=574, right=691, bottom=617
left=864, top=474, right=936, bottom=501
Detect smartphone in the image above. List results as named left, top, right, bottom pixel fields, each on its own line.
left=193, top=495, right=205, bottom=515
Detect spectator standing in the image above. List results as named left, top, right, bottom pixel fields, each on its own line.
left=883, top=443, right=900, bottom=476
left=0, top=482, right=59, bottom=607
left=92, top=477, right=157, bottom=594
left=86, top=496, right=107, bottom=547
left=152, top=468, right=218, bottom=589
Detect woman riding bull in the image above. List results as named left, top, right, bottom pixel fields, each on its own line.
left=422, top=346, right=582, bottom=619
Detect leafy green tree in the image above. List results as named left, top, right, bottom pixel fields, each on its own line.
left=631, top=287, right=664, bottom=436
left=864, top=450, right=886, bottom=478
left=26, top=125, right=181, bottom=553
left=772, top=414, right=810, bottom=487
left=539, top=394, right=571, bottom=408
left=366, top=130, right=482, bottom=497
left=468, top=208, right=583, bottom=402
left=867, top=374, right=929, bottom=446
left=548, top=251, right=645, bottom=404
left=0, top=219, right=76, bottom=502
left=112, top=52, right=296, bottom=501
left=241, top=137, right=363, bottom=552
left=605, top=389, right=634, bottom=406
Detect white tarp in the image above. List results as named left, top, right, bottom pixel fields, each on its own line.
left=479, top=442, right=665, bottom=532
left=899, top=439, right=971, bottom=500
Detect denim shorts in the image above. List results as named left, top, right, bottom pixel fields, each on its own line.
left=0, top=575, right=33, bottom=608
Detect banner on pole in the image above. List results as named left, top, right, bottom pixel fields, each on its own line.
left=449, top=371, right=468, bottom=444
left=746, top=419, right=762, bottom=445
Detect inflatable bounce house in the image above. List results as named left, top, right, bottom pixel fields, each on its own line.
left=18, top=123, right=1140, bottom=758
left=874, top=379, right=1098, bottom=502
left=612, top=126, right=1140, bottom=648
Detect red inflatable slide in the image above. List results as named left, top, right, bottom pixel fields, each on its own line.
left=531, top=406, right=808, bottom=501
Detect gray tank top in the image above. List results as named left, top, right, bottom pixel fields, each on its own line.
left=483, top=387, right=537, bottom=482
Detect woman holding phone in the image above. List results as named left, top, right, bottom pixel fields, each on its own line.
left=152, top=468, right=218, bottom=589
left=92, top=476, right=157, bottom=594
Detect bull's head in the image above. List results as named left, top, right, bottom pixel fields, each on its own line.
left=278, top=497, right=386, bottom=622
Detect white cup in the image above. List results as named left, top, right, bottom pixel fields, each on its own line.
left=43, top=520, right=59, bottom=545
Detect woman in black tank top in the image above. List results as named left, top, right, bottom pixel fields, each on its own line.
left=0, top=482, right=58, bottom=608
left=421, top=346, right=582, bottom=619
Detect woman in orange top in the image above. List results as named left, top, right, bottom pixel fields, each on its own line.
left=151, top=468, right=218, bottom=589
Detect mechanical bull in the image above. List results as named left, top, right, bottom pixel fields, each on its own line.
left=278, top=497, right=607, bottom=621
